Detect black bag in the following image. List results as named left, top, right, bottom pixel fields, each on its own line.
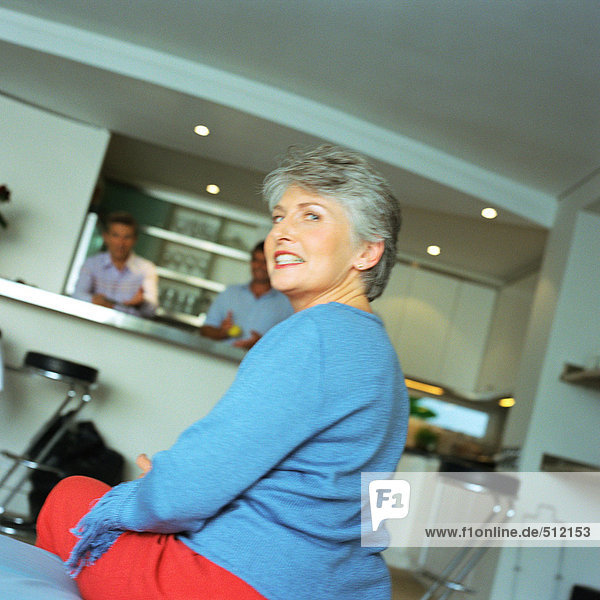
left=28, top=412, right=124, bottom=520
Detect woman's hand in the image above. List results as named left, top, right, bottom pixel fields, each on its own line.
left=136, top=453, right=152, bottom=478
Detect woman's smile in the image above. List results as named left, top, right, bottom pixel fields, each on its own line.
left=273, top=251, right=305, bottom=267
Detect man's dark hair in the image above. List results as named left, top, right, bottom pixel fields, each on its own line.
left=104, top=211, right=139, bottom=236
left=252, top=241, right=265, bottom=256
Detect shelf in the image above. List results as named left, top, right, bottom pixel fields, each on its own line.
left=66, top=183, right=265, bottom=332
left=144, top=218, right=257, bottom=331
left=560, top=363, right=600, bottom=390
left=155, top=307, right=206, bottom=329
left=140, top=225, right=251, bottom=261
left=155, top=267, right=225, bottom=294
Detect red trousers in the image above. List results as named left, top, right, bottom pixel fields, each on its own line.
left=36, top=476, right=267, bottom=600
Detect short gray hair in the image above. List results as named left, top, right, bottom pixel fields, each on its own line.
left=262, top=144, right=402, bottom=301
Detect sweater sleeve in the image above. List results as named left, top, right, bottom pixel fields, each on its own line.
left=122, top=315, right=323, bottom=530
left=78, top=314, right=325, bottom=540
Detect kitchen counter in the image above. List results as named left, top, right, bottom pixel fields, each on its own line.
left=402, top=446, right=496, bottom=471
left=0, top=277, right=245, bottom=363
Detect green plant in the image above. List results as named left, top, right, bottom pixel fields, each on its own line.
left=409, top=396, right=436, bottom=420
left=0, top=185, right=10, bottom=229
left=414, top=427, right=439, bottom=451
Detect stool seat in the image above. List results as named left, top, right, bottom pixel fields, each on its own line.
left=24, top=352, right=98, bottom=385
left=439, top=470, right=520, bottom=497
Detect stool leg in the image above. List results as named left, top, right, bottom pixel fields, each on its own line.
left=420, top=501, right=514, bottom=599
left=22, top=388, right=78, bottom=456
left=0, top=389, right=75, bottom=501
left=437, top=546, right=489, bottom=600
left=0, top=385, right=91, bottom=519
left=420, top=545, right=474, bottom=600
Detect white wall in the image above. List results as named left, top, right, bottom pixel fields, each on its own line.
left=477, top=272, right=538, bottom=394
left=374, top=263, right=497, bottom=392
left=0, top=95, right=109, bottom=292
left=490, top=207, right=600, bottom=599
left=519, top=211, right=600, bottom=469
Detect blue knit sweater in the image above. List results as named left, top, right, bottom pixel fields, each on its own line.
left=67, top=303, right=409, bottom=599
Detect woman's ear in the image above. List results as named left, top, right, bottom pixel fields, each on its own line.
left=355, top=240, right=384, bottom=270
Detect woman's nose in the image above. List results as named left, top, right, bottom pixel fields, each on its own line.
left=270, top=217, right=293, bottom=240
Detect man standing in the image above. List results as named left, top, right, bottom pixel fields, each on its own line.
left=200, top=241, right=293, bottom=349
left=73, top=211, right=158, bottom=318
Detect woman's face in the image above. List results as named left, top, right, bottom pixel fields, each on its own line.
left=265, top=186, right=366, bottom=311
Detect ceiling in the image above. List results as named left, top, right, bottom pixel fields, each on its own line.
left=1, top=1, right=599, bottom=286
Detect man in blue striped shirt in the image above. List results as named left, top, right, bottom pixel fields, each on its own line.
left=73, top=212, right=158, bottom=318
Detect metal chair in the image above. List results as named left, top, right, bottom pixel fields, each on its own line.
left=0, top=352, right=98, bottom=535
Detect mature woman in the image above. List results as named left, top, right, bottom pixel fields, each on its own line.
left=36, top=144, right=409, bottom=600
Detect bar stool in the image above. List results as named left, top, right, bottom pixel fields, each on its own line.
left=0, top=351, right=98, bottom=535
left=417, top=466, right=520, bottom=599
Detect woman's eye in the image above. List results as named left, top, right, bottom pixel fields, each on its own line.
left=305, top=212, right=319, bottom=221
left=272, top=214, right=283, bottom=223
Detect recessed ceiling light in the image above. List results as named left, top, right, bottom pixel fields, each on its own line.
left=427, top=245, right=441, bottom=256
left=481, top=207, right=498, bottom=219
left=206, top=184, right=220, bottom=195
left=194, top=124, right=210, bottom=136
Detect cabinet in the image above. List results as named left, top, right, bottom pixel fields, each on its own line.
left=438, top=280, right=496, bottom=392
left=395, top=268, right=460, bottom=382
left=373, top=265, right=496, bottom=391
left=65, top=181, right=271, bottom=328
